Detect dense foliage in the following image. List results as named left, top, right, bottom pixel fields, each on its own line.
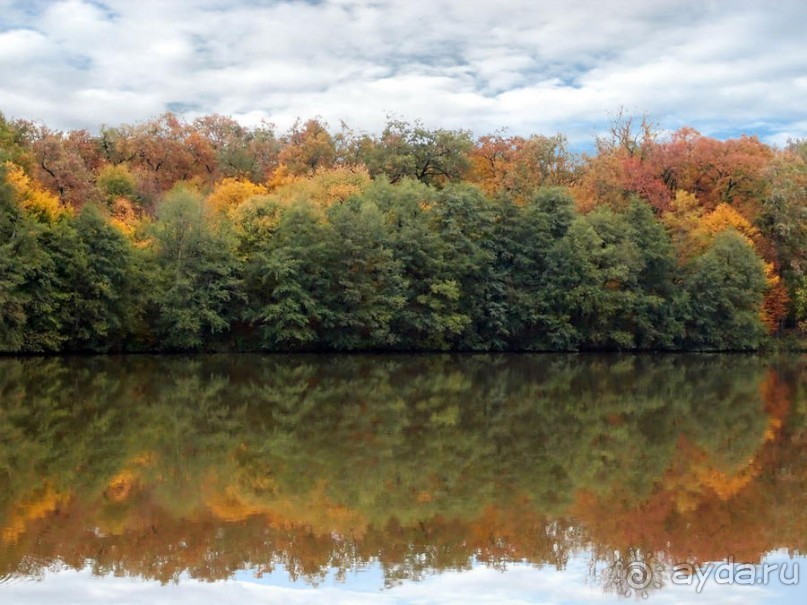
left=1, top=112, right=805, bottom=351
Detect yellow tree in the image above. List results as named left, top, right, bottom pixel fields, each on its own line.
left=271, top=165, right=371, bottom=210
left=3, top=162, right=65, bottom=222
left=207, top=178, right=268, bottom=215
left=664, top=193, right=785, bottom=331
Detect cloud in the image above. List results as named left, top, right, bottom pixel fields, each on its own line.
left=1, top=555, right=802, bottom=605
left=0, top=0, right=805, bottom=147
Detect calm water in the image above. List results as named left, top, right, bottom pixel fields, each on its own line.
left=0, top=353, right=804, bottom=604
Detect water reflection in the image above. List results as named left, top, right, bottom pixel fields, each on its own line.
left=0, top=354, right=803, bottom=598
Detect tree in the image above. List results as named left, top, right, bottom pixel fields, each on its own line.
left=0, top=163, right=70, bottom=352
left=363, top=119, right=473, bottom=187
left=544, top=199, right=682, bottom=349
left=238, top=198, right=330, bottom=350
left=148, top=186, right=242, bottom=350
left=277, top=118, right=336, bottom=176
left=757, top=148, right=807, bottom=330
left=101, top=114, right=206, bottom=203
left=96, top=164, right=137, bottom=203
left=193, top=114, right=280, bottom=181
left=3, top=162, right=64, bottom=222
left=362, top=179, right=469, bottom=350
left=469, top=133, right=577, bottom=201
left=17, top=123, right=102, bottom=208
left=494, top=187, right=576, bottom=349
left=270, top=165, right=371, bottom=210
left=59, top=205, right=136, bottom=351
left=0, top=112, right=32, bottom=168
left=576, top=112, right=670, bottom=212
left=207, top=178, right=267, bottom=215
left=0, top=164, right=31, bottom=351
left=683, top=230, right=767, bottom=349
left=430, top=184, right=507, bottom=349
left=317, top=198, right=406, bottom=349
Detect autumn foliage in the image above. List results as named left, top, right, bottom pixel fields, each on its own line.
left=1, top=110, right=806, bottom=352
left=0, top=355, right=803, bottom=587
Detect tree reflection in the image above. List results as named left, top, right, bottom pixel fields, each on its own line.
left=0, top=353, right=803, bottom=589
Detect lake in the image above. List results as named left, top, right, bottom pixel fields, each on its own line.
left=0, top=353, right=804, bottom=604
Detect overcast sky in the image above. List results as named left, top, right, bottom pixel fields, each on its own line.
left=4, top=554, right=804, bottom=605
left=1, top=0, right=805, bottom=147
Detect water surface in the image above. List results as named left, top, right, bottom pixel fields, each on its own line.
left=0, top=354, right=804, bottom=603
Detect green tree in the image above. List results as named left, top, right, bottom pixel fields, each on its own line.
left=238, top=198, right=331, bottom=350
left=0, top=165, right=30, bottom=350
left=431, top=184, right=508, bottom=349
left=319, top=197, right=406, bottom=349
left=758, top=148, right=807, bottom=328
left=683, top=230, right=767, bottom=349
left=544, top=199, right=682, bottom=349
left=0, top=165, right=68, bottom=352
left=0, top=112, right=32, bottom=168
left=363, top=119, right=473, bottom=187
left=96, top=164, right=137, bottom=203
left=58, top=205, right=135, bottom=351
left=362, top=179, right=469, bottom=350
left=498, top=187, right=577, bottom=349
left=149, top=186, right=241, bottom=350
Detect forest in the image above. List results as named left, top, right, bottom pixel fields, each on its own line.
left=1, top=111, right=805, bottom=352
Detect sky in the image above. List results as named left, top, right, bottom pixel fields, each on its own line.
left=2, top=553, right=804, bottom=605
left=0, top=0, right=805, bottom=147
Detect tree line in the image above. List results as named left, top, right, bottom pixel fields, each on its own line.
left=1, top=112, right=805, bottom=352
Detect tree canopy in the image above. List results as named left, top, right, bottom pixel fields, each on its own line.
left=1, top=112, right=804, bottom=352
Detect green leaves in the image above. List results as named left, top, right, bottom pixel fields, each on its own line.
left=0, top=168, right=774, bottom=352
left=683, top=230, right=767, bottom=350
left=363, top=119, right=473, bottom=187
left=148, top=187, right=242, bottom=350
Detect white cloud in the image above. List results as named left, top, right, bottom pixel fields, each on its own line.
left=0, top=0, right=805, bottom=146
left=2, top=555, right=802, bottom=605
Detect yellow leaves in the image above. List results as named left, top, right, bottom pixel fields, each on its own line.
left=763, top=262, right=779, bottom=287
left=663, top=190, right=703, bottom=260
left=664, top=191, right=763, bottom=262
left=665, top=190, right=784, bottom=332
left=202, top=475, right=368, bottom=536
left=468, top=153, right=502, bottom=197
left=103, top=452, right=156, bottom=503
left=105, top=469, right=139, bottom=503
left=4, top=161, right=66, bottom=222
left=416, top=491, right=434, bottom=503
left=763, top=416, right=782, bottom=442
left=276, top=118, right=336, bottom=176
left=571, top=151, right=625, bottom=213
left=97, top=164, right=137, bottom=200
left=2, top=483, right=69, bottom=544
left=232, top=195, right=283, bottom=240
left=666, top=437, right=762, bottom=511
left=429, top=404, right=460, bottom=427
left=266, top=163, right=299, bottom=190
left=670, top=189, right=700, bottom=215
left=207, top=177, right=267, bottom=214
left=205, top=483, right=267, bottom=522
left=693, top=462, right=759, bottom=501
left=672, top=487, right=701, bottom=514
left=696, top=202, right=758, bottom=247
left=271, top=165, right=371, bottom=210
left=108, top=196, right=142, bottom=237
